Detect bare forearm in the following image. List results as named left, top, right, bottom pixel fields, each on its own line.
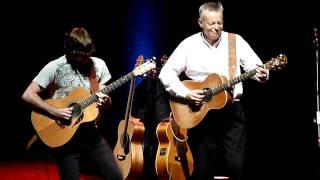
left=22, top=92, right=56, bottom=115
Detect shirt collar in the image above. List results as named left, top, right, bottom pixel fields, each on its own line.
left=200, top=32, right=222, bottom=48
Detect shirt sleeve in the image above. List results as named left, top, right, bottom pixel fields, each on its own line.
left=32, top=61, right=58, bottom=89
left=159, top=41, right=190, bottom=98
left=237, top=34, right=263, bottom=72
left=237, top=35, right=270, bottom=81
left=93, top=57, right=111, bottom=85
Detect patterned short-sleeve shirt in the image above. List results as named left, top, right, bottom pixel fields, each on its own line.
left=33, top=55, right=111, bottom=98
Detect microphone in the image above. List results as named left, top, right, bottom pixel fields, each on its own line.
left=313, top=27, right=320, bottom=147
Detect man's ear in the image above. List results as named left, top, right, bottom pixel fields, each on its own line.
left=198, top=18, right=203, bottom=28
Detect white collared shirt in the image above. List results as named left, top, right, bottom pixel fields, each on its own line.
left=159, top=31, right=263, bottom=99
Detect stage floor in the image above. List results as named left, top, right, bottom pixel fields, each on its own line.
left=0, top=159, right=102, bottom=180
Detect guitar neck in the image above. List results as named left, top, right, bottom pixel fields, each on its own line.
left=210, top=69, right=256, bottom=95
left=78, top=72, right=135, bottom=109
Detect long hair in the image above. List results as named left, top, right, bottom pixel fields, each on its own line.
left=64, top=27, right=95, bottom=76
left=64, top=27, right=95, bottom=56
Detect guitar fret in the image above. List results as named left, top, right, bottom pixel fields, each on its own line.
left=209, top=69, right=257, bottom=96
left=83, top=99, right=87, bottom=108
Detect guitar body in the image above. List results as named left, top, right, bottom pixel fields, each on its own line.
left=113, top=55, right=146, bottom=179
left=170, top=73, right=233, bottom=129
left=113, top=118, right=145, bottom=179
left=155, top=115, right=194, bottom=180
left=31, top=87, right=99, bottom=148
left=155, top=118, right=170, bottom=180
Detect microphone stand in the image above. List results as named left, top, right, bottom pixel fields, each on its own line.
left=313, top=27, right=320, bottom=147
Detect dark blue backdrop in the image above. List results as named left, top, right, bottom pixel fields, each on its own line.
left=1, top=0, right=319, bottom=179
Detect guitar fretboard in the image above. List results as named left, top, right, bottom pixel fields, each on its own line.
left=78, top=72, right=135, bottom=109
left=210, top=69, right=256, bottom=95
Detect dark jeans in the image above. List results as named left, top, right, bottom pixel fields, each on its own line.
left=50, top=123, right=122, bottom=180
left=189, top=101, right=246, bottom=180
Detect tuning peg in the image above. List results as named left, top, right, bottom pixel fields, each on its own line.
left=151, top=56, right=156, bottom=61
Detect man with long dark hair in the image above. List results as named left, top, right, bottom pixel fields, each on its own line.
left=22, top=27, right=122, bottom=180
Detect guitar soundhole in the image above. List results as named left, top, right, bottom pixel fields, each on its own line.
left=56, top=103, right=83, bottom=126
left=160, top=148, right=167, bottom=156
left=120, top=133, right=130, bottom=154
left=203, top=88, right=213, bottom=102
left=70, top=103, right=82, bottom=118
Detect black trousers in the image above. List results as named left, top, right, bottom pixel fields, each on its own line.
left=50, top=123, right=122, bottom=180
left=189, top=101, right=246, bottom=180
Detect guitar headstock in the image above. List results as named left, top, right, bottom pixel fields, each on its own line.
left=133, top=57, right=156, bottom=76
left=264, top=54, right=288, bottom=71
left=145, top=54, right=168, bottom=79
left=135, top=55, right=144, bottom=67
left=160, top=54, right=168, bottom=67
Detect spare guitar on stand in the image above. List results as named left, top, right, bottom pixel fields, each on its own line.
left=113, top=55, right=148, bottom=179
left=155, top=112, right=194, bottom=180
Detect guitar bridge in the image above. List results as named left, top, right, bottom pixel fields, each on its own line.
left=175, top=156, right=181, bottom=162
left=55, top=118, right=70, bottom=128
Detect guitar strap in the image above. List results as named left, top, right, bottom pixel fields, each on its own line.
left=26, top=64, right=99, bottom=150
left=228, top=33, right=236, bottom=79
left=89, top=65, right=99, bottom=93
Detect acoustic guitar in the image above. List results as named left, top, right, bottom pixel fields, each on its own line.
left=170, top=54, right=288, bottom=129
left=113, top=55, right=145, bottom=179
left=155, top=113, right=194, bottom=180
left=31, top=59, right=155, bottom=148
